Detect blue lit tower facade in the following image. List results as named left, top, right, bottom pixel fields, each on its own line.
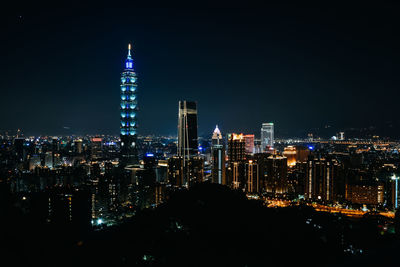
left=120, top=44, right=138, bottom=165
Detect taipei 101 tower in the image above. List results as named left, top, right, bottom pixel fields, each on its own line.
left=119, top=44, right=138, bottom=165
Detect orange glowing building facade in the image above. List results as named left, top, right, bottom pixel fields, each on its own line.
left=246, top=160, right=259, bottom=193
left=283, top=146, right=296, bottom=167
left=345, top=183, right=384, bottom=205
left=244, top=134, right=255, bottom=155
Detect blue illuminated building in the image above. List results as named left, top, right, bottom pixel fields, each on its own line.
left=120, top=44, right=138, bottom=165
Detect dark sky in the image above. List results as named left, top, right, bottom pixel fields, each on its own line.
left=1, top=6, right=400, bottom=137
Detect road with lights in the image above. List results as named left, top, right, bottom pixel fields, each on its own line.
left=261, top=198, right=395, bottom=219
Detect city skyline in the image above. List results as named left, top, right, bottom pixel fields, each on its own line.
left=2, top=6, right=400, bottom=137
left=3, top=6, right=400, bottom=266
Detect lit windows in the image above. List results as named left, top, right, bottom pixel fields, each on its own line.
left=125, top=61, right=133, bottom=69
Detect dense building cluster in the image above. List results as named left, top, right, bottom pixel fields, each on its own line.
left=1, top=45, right=400, bottom=235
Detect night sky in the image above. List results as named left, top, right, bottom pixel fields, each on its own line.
left=2, top=6, right=399, bottom=137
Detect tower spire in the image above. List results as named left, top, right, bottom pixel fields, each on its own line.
left=128, top=43, right=132, bottom=58
left=125, top=43, right=133, bottom=69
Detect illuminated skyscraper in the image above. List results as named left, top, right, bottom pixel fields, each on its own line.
left=283, top=146, right=297, bottom=167
left=120, top=44, right=138, bottom=165
left=227, top=133, right=245, bottom=189
left=212, top=125, right=222, bottom=146
left=305, top=157, right=340, bottom=201
left=391, top=175, right=399, bottom=210
left=227, top=133, right=245, bottom=162
left=244, top=134, right=255, bottom=154
left=91, top=137, right=102, bottom=160
left=265, top=155, right=288, bottom=196
left=211, top=126, right=226, bottom=185
left=178, top=101, right=198, bottom=159
left=261, top=123, right=274, bottom=152
left=246, top=160, right=259, bottom=193
left=175, top=101, right=200, bottom=186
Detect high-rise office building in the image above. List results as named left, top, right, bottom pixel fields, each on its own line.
left=74, top=139, right=83, bottom=154
left=244, top=134, right=255, bottom=155
left=211, top=126, right=226, bottom=185
left=120, top=44, right=139, bottom=165
left=254, top=139, right=262, bottom=154
left=212, top=125, right=222, bottom=146
left=167, top=156, right=184, bottom=187
left=265, top=155, right=288, bottom=196
left=391, top=175, right=400, bottom=210
left=253, top=153, right=272, bottom=192
left=188, top=156, right=204, bottom=184
left=91, top=137, right=102, bottom=160
left=305, top=157, right=340, bottom=202
left=295, top=146, right=311, bottom=163
left=227, top=133, right=245, bottom=162
left=230, top=162, right=243, bottom=190
left=177, top=101, right=199, bottom=186
left=246, top=160, right=259, bottom=193
left=177, top=101, right=198, bottom=159
left=14, top=138, right=25, bottom=162
left=261, top=123, right=274, bottom=152
left=283, top=146, right=297, bottom=167
left=227, top=133, right=246, bottom=189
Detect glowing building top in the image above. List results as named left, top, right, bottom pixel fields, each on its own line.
left=212, top=125, right=222, bottom=140
left=125, top=43, right=133, bottom=69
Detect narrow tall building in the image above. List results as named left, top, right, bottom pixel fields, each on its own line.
left=246, top=160, right=259, bottom=193
left=261, top=123, right=274, bottom=152
left=177, top=101, right=198, bottom=158
left=177, top=101, right=199, bottom=186
left=227, top=133, right=246, bottom=189
left=120, top=44, right=139, bottom=165
left=211, top=125, right=226, bottom=185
